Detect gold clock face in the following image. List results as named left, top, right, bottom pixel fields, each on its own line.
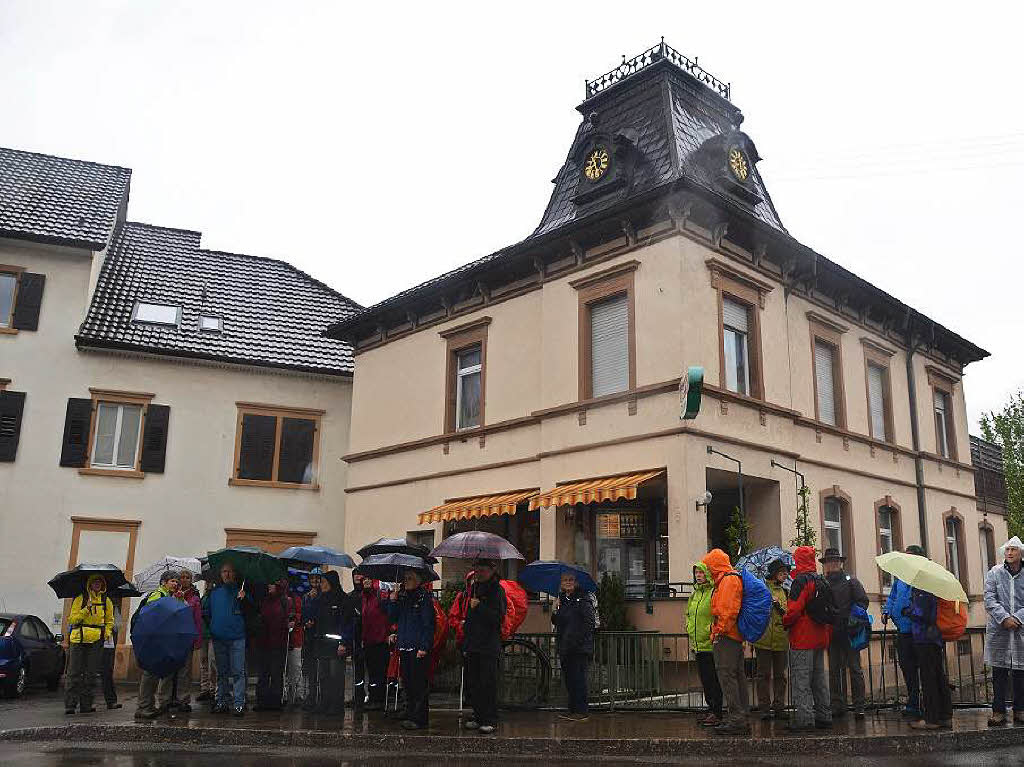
left=584, top=147, right=610, bottom=181
left=728, top=148, right=749, bottom=182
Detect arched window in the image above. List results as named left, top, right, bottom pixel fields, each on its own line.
left=875, top=497, right=902, bottom=590
left=980, top=522, right=997, bottom=574
left=819, top=486, right=855, bottom=573
left=943, top=509, right=968, bottom=592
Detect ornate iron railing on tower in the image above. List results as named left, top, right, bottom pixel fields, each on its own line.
left=585, top=38, right=731, bottom=102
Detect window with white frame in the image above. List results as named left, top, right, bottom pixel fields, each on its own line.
left=824, top=497, right=843, bottom=555
left=589, top=293, right=629, bottom=397
left=91, top=402, right=143, bottom=470
left=722, top=297, right=750, bottom=396
left=133, top=302, right=180, bottom=326
left=946, top=516, right=962, bottom=580
left=455, top=345, right=482, bottom=430
left=934, top=390, right=952, bottom=458
left=199, top=315, right=222, bottom=332
left=878, top=506, right=895, bottom=589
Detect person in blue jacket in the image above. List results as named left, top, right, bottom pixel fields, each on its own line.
left=882, top=544, right=924, bottom=719
left=202, top=563, right=249, bottom=716
left=907, top=586, right=952, bottom=729
left=385, top=567, right=435, bottom=730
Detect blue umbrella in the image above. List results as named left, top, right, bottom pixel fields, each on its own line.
left=278, top=545, right=356, bottom=569
left=130, top=597, right=198, bottom=678
left=518, top=561, right=597, bottom=594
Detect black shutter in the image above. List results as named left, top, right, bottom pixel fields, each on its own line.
left=11, top=272, right=45, bottom=331
left=237, top=413, right=276, bottom=480
left=0, top=390, right=26, bottom=462
left=59, top=398, right=93, bottom=467
left=277, top=417, right=315, bottom=484
left=139, top=404, right=170, bottom=473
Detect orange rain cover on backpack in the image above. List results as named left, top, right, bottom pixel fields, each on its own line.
left=937, top=599, right=968, bottom=641
left=448, top=579, right=528, bottom=644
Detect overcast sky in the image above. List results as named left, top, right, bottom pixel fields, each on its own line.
left=1, top=1, right=1020, bottom=431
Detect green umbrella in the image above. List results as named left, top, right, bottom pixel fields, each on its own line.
left=207, top=546, right=287, bottom=584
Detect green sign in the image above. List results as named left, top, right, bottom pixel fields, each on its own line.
left=679, top=366, right=703, bottom=420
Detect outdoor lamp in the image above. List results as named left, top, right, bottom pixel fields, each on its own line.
left=696, top=491, right=712, bottom=512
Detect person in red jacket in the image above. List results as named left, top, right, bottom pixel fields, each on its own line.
left=703, top=549, right=748, bottom=736
left=782, top=546, right=832, bottom=731
left=172, top=568, right=202, bottom=713
left=254, top=579, right=292, bottom=711
left=350, top=573, right=391, bottom=711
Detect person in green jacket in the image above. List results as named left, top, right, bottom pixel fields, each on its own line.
left=134, top=571, right=179, bottom=720
left=687, top=561, right=723, bottom=726
left=754, top=558, right=790, bottom=719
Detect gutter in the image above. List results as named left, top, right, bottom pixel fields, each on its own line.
left=903, top=312, right=929, bottom=555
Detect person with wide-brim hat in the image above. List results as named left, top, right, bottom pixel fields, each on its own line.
left=820, top=547, right=868, bottom=719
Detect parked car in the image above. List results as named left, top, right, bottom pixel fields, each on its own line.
left=0, top=614, right=65, bottom=697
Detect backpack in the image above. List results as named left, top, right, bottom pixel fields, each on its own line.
left=803, top=575, right=838, bottom=626
left=729, top=569, right=771, bottom=643
left=848, top=604, right=872, bottom=651
left=937, top=599, right=968, bottom=641
left=431, top=597, right=448, bottom=651
left=499, top=580, right=528, bottom=640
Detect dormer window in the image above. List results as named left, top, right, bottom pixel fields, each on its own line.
left=199, top=315, right=222, bottom=333
left=133, top=302, right=180, bottom=326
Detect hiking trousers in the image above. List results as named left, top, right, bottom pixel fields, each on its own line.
left=65, top=640, right=103, bottom=710
left=789, top=648, right=830, bottom=727
left=895, top=633, right=921, bottom=715
left=466, top=651, right=500, bottom=726
left=695, top=651, right=723, bottom=717
left=712, top=636, right=748, bottom=727
left=561, top=651, right=591, bottom=714
left=828, top=632, right=865, bottom=715
left=755, top=647, right=788, bottom=712
left=992, top=666, right=1024, bottom=714
left=917, top=643, right=952, bottom=724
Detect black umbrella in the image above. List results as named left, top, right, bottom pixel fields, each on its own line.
left=115, top=583, right=144, bottom=598
left=48, top=564, right=130, bottom=599
left=429, top=531, right=524, bottom=561
left=355, top=553, right=438, bottom=583
left=357, top=537, right=438, bottom=564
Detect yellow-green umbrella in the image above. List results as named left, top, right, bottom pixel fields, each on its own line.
left=875, top=551, right=968, bottom=602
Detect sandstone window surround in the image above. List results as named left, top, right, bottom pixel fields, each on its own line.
left=808, top=311, right=848, bottom=429
left=570, top=261, right=638, bottom=401
left=979, top=520, right=997, bottom=574
left=0, top=263, right=45, bottom=334
left=874, top=496, right=903, bottom=591
left=440, top=316, right=491, bottom=433
left=861, top=338, right=896, bottom=444
left=942, top=508, right=969, bottom=594
left=706, top=259, right=771, bottom=401
left=927, top=366, right=959, bottom=462
left=819, top=485, right=856, bottom=575
left=230, top=402, right=324, bottom=490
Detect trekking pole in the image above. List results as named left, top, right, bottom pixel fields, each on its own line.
left=460, top=665, right=464, bottom=712
left=281, top=625, right=292, bottom=707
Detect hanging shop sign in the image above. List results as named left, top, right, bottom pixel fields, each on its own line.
left=679, top=365, right=704, bottom=420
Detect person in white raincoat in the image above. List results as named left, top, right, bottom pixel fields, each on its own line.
left=984, top=535, right=1024, bottom=726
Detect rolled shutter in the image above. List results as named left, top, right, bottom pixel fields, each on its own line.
left=590, top=294, right=629, bottom=397
left=59, top=397, right=93, bottom=467
left=237, top=413, right=277, bottom=480
left=11, top=272, right=45, bottom=331
left=278, top=417, right=316, bottom=484
left=814, top=340, right=837, bottom=426
left=867, top=364, right=886, bottom=439
left=139, top=404, right=170, bottom=473
left=0, top=390, right=26, bottom=462
left=722, top=297, right=749, bottom=332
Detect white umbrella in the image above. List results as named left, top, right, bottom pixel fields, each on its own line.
left=133, top=556, right=202, bottom=592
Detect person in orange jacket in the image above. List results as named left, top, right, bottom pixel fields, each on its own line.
left=702, top=548, right=749, bottom=735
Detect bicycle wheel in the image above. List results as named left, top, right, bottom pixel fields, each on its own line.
left=498, top=638, right=551, bottom=708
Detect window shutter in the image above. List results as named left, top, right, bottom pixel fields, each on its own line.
left=814, top=340, right=837, bottom=425
left=867, top=364, right=886, bottom=439
left=722, top=297, right=749, bottom=332
left=590, top=294, right=629, bottom=397
left=59, top=397, right=93, bottom=467
left=0, top=390, right=26, bottom=462
left=11, top=272, right=45, bottom=331
left=237, top=413, right=277, bottom=480
left=278, top=417, right=316, bottom=484
left=139, top=404, right=170, bottom=473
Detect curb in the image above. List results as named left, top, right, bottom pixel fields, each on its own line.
left=3, top=722, right=1024, bottom=757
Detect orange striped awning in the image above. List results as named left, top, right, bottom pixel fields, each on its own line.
left=418, top=489, right=539, bottom=525
left=529, top=470, right=665, bottom=510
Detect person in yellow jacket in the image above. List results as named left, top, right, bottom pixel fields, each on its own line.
left=65, top=574, right=115, bottom=714
left=753, top=558, right=790, bottom=719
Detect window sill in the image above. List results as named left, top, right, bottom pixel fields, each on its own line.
left=0, top=327, right=18, bottom=335
left=228, top=477, right=320, bottom=491
left=79, top=467, right=145, bottom=479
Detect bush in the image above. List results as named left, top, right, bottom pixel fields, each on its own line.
left=597, top=572, right=631, bottom=631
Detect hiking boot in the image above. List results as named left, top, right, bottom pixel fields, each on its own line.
left=79, top=707, right=96, bottom=714
left=761, top=710, right=775, bottom=721
left=211, top=703, right=229, bottom=714
left=1014, top=712, right=1024, bottom=725
left=65, top=707, right=76, bottom=715
left=814, top=719, right=832, bottom=729
left=901, top=708, right=921, bottom=718
left=464, top=719, right=480, bottom=729
left=478, top=724, right=496, bottom=734
left=909, top=720, right=941, bottom=730
left=699, top=714, right=722, bottom=727
left=988, top=712, right=1007, bottom=727
left=106, top=702, right=122, bottom=710
left=134, top=709, right=159, bottom=720
left=232, top=707, right=245, bottom=717
left=196, top=690, right=214, bottom=702
left=854, top=711, right=865, bottom=721
left=401, top=720, right=424, bottom=730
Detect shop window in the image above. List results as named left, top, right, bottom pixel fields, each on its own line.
left=594, top=504, right=668, bottom=598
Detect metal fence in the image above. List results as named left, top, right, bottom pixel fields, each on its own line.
left=430, top=627, right=998, bottom=711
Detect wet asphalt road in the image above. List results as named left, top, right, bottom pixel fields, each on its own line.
left=3, top=743, right=1024, bottom=766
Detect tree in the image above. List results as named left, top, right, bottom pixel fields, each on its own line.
left=724, top=506, right=751, bottom=561
left=597, top=572, right=631, bottom=631
left=790, top=484, right=817, bottom=548
left=981, top=391, right=1024, bottom=540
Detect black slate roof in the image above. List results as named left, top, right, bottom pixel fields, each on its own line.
left=77, top=222, right=360, bottom=376
left=0, top=147, right=131, bottom=249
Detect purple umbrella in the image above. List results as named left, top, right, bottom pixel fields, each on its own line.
left=429, top=531, right=524, bottom=561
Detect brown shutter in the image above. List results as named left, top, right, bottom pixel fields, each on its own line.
left=277, top=417, right=315, bottom=483
left=237, top=413, right=276, bottom=480
left=59, top=397, right=93, bottom=467
left=139, top=404, right=170, bottom=473
left=0, top=390, right=26, bottom=462
left=11, top=272, right=45, bottom=331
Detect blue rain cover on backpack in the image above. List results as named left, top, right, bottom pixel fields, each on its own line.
left=849, top=605, right=873, bottom=652
left=735, top=569, right=771, bottom=643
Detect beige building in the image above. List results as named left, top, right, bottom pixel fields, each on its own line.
left=329, top=44, right=996, bottom=631
left=0, top=148, right=357, bottom=673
